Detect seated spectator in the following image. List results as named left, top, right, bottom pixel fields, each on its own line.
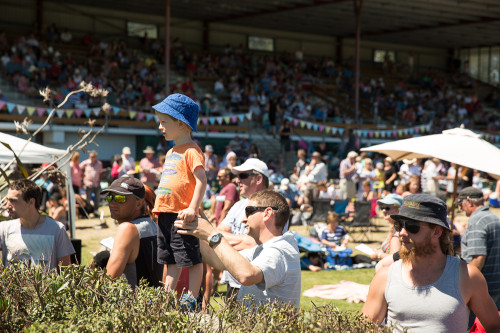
left=47, top=192, right=68, bottom=230
left=300, top=252, right=326, bottom=272
left=279, top=178, right=304, bottom=209
left=360, top=180, right=375, bottom=201
left=320, top=212, right=350, bottom=249
left=102, top=176, right=163, bottom=288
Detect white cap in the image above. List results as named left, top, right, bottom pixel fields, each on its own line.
left=347, top=151, right=358, bottom=158
left=122, top=146, right=131, bottom=155
left=232, top=158, right=269, bottom=178
left=280, top=178, right=290, bottom=191
left=205, top=145, right=214, bottom=152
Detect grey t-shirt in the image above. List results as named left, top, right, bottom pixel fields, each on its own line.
left=237, top=231, right=301, bottom=307
left=0, top=216, right=75, bottom=269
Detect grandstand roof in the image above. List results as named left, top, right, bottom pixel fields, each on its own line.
left=68, top=0, right=500, bottom=49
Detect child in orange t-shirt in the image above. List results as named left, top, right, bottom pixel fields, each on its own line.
left=153, top=93, right=207, bottom=310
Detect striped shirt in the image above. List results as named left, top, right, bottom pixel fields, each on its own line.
left=461, top=206, right=500, bottom=296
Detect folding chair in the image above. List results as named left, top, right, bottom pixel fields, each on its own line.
left=343, top=201, right=376, bottom=242
left=309, top=198, right=333, bottom=223
left=332, top=198, right=349, bottom=221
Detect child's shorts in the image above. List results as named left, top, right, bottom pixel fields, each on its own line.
left=157, top=212, right=202, bottom=268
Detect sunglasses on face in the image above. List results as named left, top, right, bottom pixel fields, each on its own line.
left=238, top=172, right=259, bottom=180
left=106, top=194, right=128, bottom=204
left=394, top=219, right=421, bottom=234
left=380, top=205, right=395, bottom=211
left=245, top=206, right=278, bottom=217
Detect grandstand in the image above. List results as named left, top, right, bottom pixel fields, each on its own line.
left=0, top=0, right=500, bottom=165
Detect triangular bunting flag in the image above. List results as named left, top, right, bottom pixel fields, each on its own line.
left=231, top=116, right=237, bottom=122
left=146, top=114, right=153, bottom=121
left=17, top=105, right=26, bottom=115
left=331, top=128, right=337, bottom=135
left=137, top=112, right=145, bottom=121
left=36, top=108, right=46, bottom=117
left=338, top=129, right=343, bottom=135
left=202, top=118, right=208, bottom=125
left=113, top=106, right=121, bottom=115
left=0, top=101, right=5, bottom=110
left=223, top=116, right=230, bottom=124
left=93, top=108, right=101, bottom=117
left=299, top=121, right=306, bottom=128
left=84, top=109, right=91, bottom=118
left=129, top=111, right=137, bottom=119
left=7, top=103, right=15, bottom=113
left=238, top=115, right=245, bottom=122
left=216, top=117, right=223, bottom=125
left=319, top=125, right=324, bottom=132
left=209, top=118, right=216, bottom=125
left=56, top=110, right=65, bottom=118
left=65, top=109, right=74, bottom=118
left=27, top=107, right=35, bottom=116
left=74, top=109, right=83, bottom=118
left=245, top=113, right=252, bottom=121
left=325, top=127, right=331, bottom=134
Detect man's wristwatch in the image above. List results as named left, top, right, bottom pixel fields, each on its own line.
left=208, top=233, right=223, bottom=248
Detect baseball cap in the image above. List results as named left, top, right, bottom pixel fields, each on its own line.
left=101, top=176, right=145, bottom=199
left=377, top=193, right=403, bottom=207
left=391, top=193, right=450, bottom=230
left=231, top=158, right=269, bottom=178
left=153, top=93, right=199, bottom=132
left=457, top=186, right=483, bottom=204
left=205, top=145, right=214, bottom=152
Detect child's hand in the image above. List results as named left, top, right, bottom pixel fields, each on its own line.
left=178, top=207, right=196, bottom=223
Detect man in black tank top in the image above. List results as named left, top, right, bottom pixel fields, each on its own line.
left=362, top=194, right=500, bottom=333
left=102, top=176, right=163, bottom=288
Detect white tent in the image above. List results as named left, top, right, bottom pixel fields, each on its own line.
left=0, top=132, right=76, bottom=238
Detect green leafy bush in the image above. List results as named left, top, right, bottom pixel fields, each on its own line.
left=0, top=263, right=390, bottom=332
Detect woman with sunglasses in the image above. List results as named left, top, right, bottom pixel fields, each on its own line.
left=370, top=193, right=403, bottom=262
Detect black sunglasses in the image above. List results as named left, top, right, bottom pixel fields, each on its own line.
left=380, top=205, right=395, bottom=211
left=238, top=172, right=259, bottom=180
left=245, top=206, right=278, bottom=217
left=394, top=219, right=421, bottom=234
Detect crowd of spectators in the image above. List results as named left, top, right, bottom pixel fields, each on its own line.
left=1, top=26, right=499, bottom=138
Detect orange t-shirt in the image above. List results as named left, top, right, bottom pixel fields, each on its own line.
left=153, top=142, right=205, bottom=214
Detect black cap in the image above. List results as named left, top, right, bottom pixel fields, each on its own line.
left=390, top=193, right=450, bottom=230
left=101, top=176, right=145, bottom=199
left=458, top=187, right=483, bottom=202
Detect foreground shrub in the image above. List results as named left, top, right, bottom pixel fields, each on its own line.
left=0, top=263, right=390, bottom=332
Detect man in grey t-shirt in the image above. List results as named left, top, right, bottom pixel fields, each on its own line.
left=176, top=190, right=301, bottom=307
left=0, top=179, right=74, bottom=269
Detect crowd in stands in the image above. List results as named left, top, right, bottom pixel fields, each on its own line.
left=1, top=27, right=498, bottom=135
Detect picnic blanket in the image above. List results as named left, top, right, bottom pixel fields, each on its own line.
left=302, top=280, right=370, bottom=303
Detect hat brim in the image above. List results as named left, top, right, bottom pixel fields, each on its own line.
left=101, top=188, right=134, bottom=196
left=153, top=102, right=198, bottom=132
left=390, top=213, right=450, bottom=230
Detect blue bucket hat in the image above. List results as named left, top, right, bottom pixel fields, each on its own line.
left=153, top=93, right=199, bottom=132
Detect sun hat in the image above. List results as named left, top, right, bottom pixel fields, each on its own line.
left=205, top=145, right=214, bottom=152
left=101, top=176, right=145, bottom=199
left=347, top=151, right=358, bottom=159
left=143, top=146, right=155, bottom=154
left=377, top=193, right=403, bottom=207
left=153, top=93, right=199, bottom=132
left=231, top=158, right=269, bottom=178
left=122, top=146, right=131, bottom=155
left=390, top=193, right=450, bottom=230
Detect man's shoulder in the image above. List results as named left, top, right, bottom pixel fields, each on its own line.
left=0, top=218, right=20, bottom=230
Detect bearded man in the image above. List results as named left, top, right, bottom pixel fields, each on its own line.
left=362, top=194, right=500, bottom=333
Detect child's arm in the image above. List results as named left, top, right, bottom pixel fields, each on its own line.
left=178, top=166, right=207, bottom=223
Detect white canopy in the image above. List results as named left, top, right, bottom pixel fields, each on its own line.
left=0, top=132, right=76, bottom=238
left=361, top=127, right=500, bottom=180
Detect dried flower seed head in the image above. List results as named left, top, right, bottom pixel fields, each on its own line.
left=102, top=103, right=111, bottom=112
left=39, top=87, right=52, bottom=102
left=87, top=119, right=96, bottom=126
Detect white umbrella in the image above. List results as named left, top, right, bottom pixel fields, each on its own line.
left=361, top=126, right=500, bottom=180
